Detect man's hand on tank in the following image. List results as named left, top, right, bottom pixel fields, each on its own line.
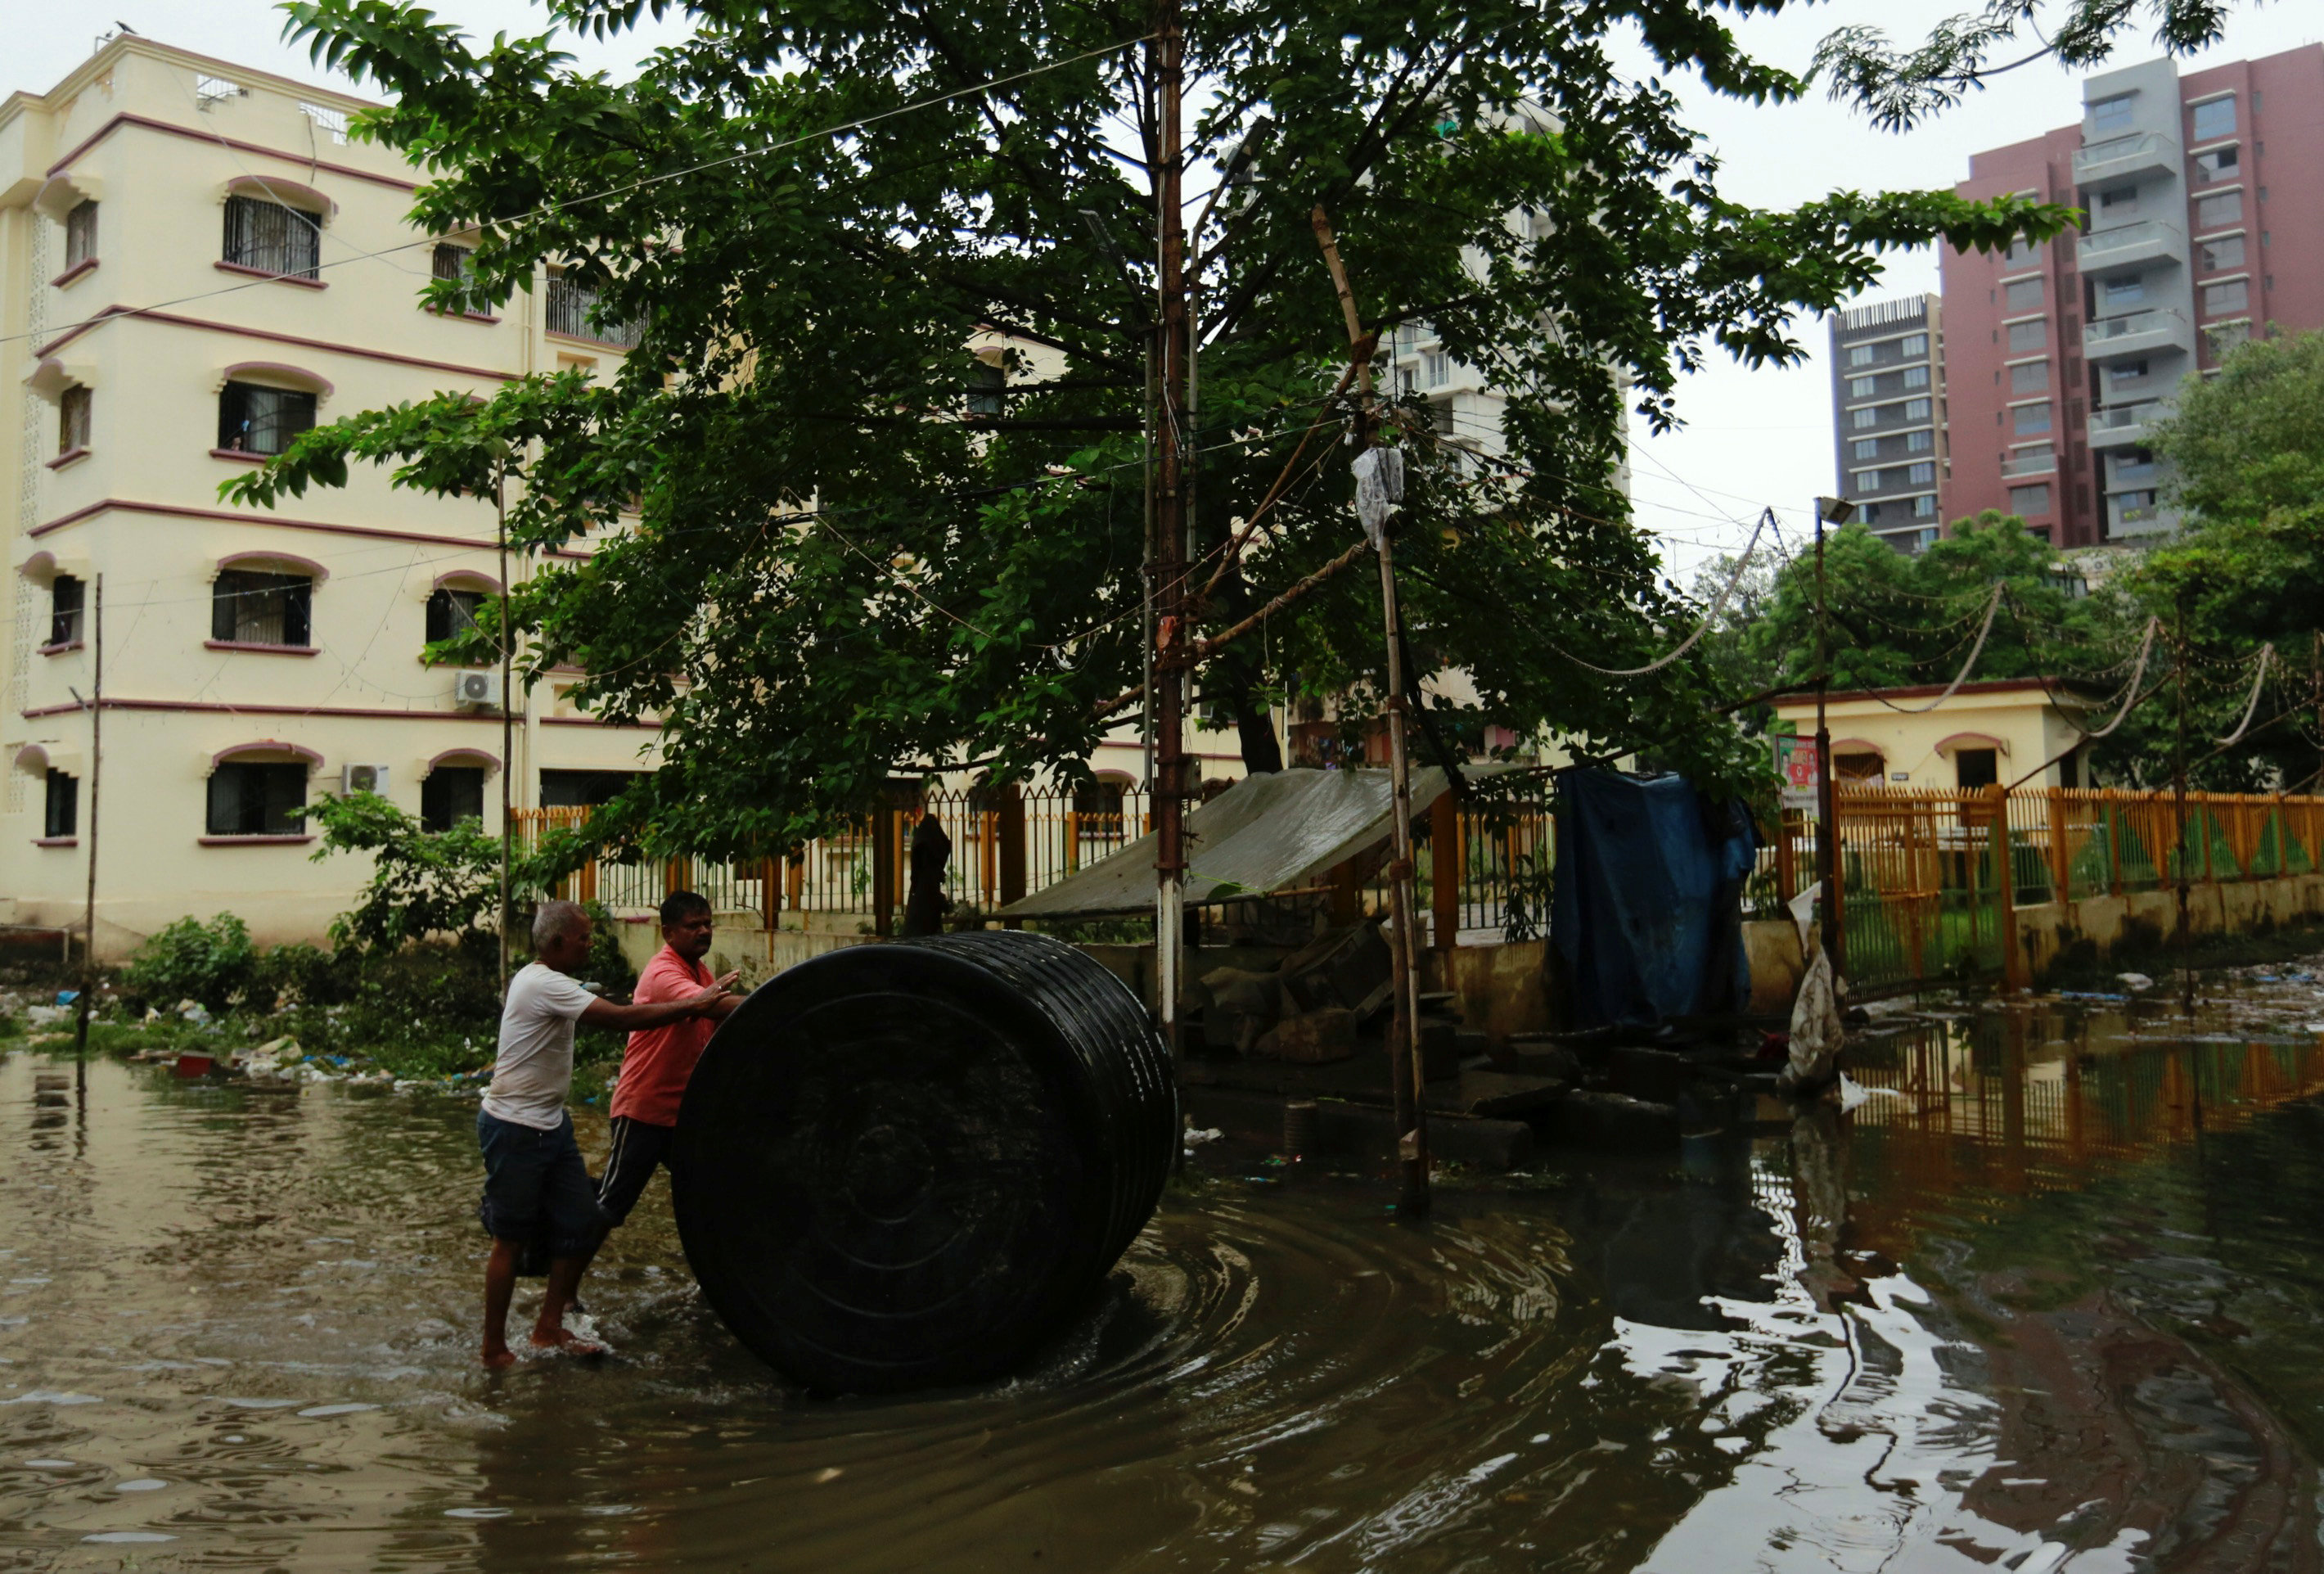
left=686, top=972, right=741, bottom=1013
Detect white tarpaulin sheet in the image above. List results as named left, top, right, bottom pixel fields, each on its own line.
left=998, top=765, right=1454, bottom=918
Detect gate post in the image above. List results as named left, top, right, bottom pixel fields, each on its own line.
left=872, top=800, right=897, bottom=937
left=1991, top=784, right=2027, bottom=990
left=2046, top=790, right=2072, bottom=903
left=1430, top=792, right=1459, bottom=954
left=998, top=783, right=1026, bottom=929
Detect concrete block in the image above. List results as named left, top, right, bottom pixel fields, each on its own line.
left=1254, top=1007, right=1358, bottom=1063
left=1547, top=1090, right=1681, bottom=1151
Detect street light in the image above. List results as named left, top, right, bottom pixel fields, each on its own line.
left=1811, top=494, right=1853, bottom=975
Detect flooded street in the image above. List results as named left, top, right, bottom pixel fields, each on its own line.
left=9, top=966, right=2324, bottom=1572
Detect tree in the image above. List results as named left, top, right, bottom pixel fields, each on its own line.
left=302, top=791, right=570, bottom=952
left=232, top=0, right=2077, bottom=855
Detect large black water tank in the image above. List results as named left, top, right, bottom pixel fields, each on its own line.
left=671, top=931, right=1177, bottom=1394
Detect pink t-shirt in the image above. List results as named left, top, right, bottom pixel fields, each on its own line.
left=608, top=945, right=715, bottom=1126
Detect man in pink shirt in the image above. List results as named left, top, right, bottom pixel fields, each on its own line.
left=591, top=891, right=741, bottom=1248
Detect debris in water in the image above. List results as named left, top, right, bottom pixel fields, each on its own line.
left=2117, top=972, right=2155, bottom=992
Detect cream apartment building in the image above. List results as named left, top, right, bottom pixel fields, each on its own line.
left=1, top=35, right=660, bottom=954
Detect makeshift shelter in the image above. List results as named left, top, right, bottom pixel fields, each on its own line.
left=998, top=766, right=1452, bottom=919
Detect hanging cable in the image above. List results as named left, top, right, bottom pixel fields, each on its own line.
left=1553, top=506, right=1771, bottom=676
left=2002, top=616, right=2161, bottom=789
left=2213, top=643, right=2276, bottom=746
left=1865, top=581, right=2005, bottom=714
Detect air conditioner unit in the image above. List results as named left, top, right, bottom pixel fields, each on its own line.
left=341, top=763, right=390, bottom=796
left=453, top=670, right=504, bottom=708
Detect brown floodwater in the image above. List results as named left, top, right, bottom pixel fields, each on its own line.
left=9, top=961, right=2324, bottom=1572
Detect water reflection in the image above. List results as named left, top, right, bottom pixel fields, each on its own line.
left=7, top=967, right=2324, bottom=1568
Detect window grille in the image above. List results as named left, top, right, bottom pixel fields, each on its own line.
left=222, top=195, right=321, bottom=279
left=217, top=382, right=317, bottom=456
left=211, top=570, right=313, bottom=647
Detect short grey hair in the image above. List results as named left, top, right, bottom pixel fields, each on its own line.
left=532, top=899, right=590, bottom=949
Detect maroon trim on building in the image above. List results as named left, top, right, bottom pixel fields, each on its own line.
left=212, top=739, right=327, bottom=769
left=32, top=837, right=80, bottom=848
left=540, top=715, right=659, bottom=729
left=198, top=835, right=318, bottom=847
left=36, top=641, right=84, bottom=656
left=214, top=259, right=328, bottom=291
left=1774, top=678, right=2071, bottom=706
left=36, top=305, right=515, bottom=381
left=426, top=747, right=502, bottom=774
left=223, top=174, right=337, bottom=219
left=1933, top=730, right=2010, bottom=755
left=46, top=112, right=409, bottom=192
left=49, top=258, right=98, bottom=289
left=428, top=306, right=503, bottom=326
left=546, top=329, right=634, bottom=352
left=223, top=361, right=336, bottom=398
left=28, top=498, right=588, bottom=561
left=203, top=641, right=321, bottom=656
left=431, top=568, right=503, bottom=593
left=45, top=448, right=89, bottom=471
left=20, top=696, right=642, bottom=729
left=209, top=449, right=266, bottom=465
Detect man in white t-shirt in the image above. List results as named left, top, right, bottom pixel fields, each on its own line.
left=477, top=899, right=736, bottom=1367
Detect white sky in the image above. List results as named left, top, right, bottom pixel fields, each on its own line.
left=17, top=2, right=2324, bottom=586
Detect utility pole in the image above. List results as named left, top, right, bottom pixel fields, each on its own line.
left=1313, top=205, right=1427, bottom=1216
left=1813, top=497, right=1850, bottom=977
left=1150, top=0, right=1189, bottom=1058
left=2173, top=596, right=2192, bottom=1014
left=498, top=467, right=514, bottom=991
left=70, top=575, right=103, bottom=1094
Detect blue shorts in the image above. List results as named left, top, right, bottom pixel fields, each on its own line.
left=476, top=1108, right=605, bottom=1260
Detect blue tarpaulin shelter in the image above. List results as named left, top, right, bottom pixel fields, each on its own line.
left=1551, top=770, right=1756, bottom=1028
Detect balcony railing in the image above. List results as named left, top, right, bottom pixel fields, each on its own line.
left=2108, top=461, right=2159, bottom=488
left=2079, top=219, right=2182, bottom=260
left=546, top=274, right=645, bottom=349
left=2085, top=309, right=2186, bottom=347
left=2001, top=451, right=2057, bottom=479
left=2090, top=403, right=2161, bottom=434
left=2074, top=131, right=2173, bottom=179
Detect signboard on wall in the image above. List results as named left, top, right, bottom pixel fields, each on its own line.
left=1775, top=734, right=1820, bottom=811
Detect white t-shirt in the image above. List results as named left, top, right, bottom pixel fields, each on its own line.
left=482, top=962, right=599, bottom=1130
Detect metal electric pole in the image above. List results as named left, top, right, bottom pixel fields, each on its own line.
left=1812, top=496, right=1852, bottom=976
left=1151, top=0, right=1190, bottom=1058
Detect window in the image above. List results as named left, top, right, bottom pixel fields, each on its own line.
left=222, top=194, right=322, bottom=280
left=538, top=769, right=639, bottom=809
left=2003, top=277, right=2043, bottom=313
left=2089, top=92, right=2135, bottom=133
left=2003, top=236, right=2043, bottom=267
left=58, top=386, right=90, bottom=454
left=217, top=382, right=317, bottom=455
left=2202, top=278, right=2249, bottom=317
left=1902, top=364, right=1930, bottom=390
left=1851, top=408, right=1877, bottom=430
left=2011, top=361, right=2050, bottom=395
left=2191, top=96, right=2236, bottom=142
left=2012, top=404, right=2052, bottom=436
left=1834, top=752, right=1885, bottom=783
left=206, top=760, right=309, bottom=837
left=2099, top=274, right=2146, bottom=309
left=2009, top=483, right=2052, bottom=516
left=966, top=360, right=1004, bottom=417
left=1906, top=429, right=1933, bottom=453
left=1074, top=777, right=1129, bottom=841
left=2108, top=358, right=2150, bottom=385
left=44, top=770, right=77, bottom=839
left=2200, top=235, right=2245, bottom=272
left=2007, top=319, right=2047, bottom=353
left=2115, top=489, right=2157, bottom=511
left=1912, top=494, right=1938, bottom=518
left=2208, top=320, right=2251, bottom=358
left=49, top=575, right=84, bottom=647
left=1847, top=376, right=1876, bottom=399
left=64, top=200, right=97, bottom=269
left=430, top=242, right=482, bottom=304
left=1907, top=462, right=1935, bottom=485
left=2194, top=146, right=2240, bottom=183
left=1904, top=398, right=1931, bottom=422
left=211, top=569, right=313, bottom=647
left=1847, top=344, right=1876, bottom=368
left=298, top=101, right=349, bottom=144
left=1954, top=747, right=1999, bottom=790
left=1851, top=438, right=1879, bottom=461
left=1423, top=351, right=1450, bottom=387
left=546, top=272, right=642, bottom=348
left=421, top=767, right=486, bottom=832
left=2195, top=192, right=2242, bottom=229
left=1853, top=468, right=1882, bottom=491
left=1901, top=333, right=1929, bottom=357
left=425, top=587, right=484, bottom=645
left=2097, top=184, right=2138, bottom=210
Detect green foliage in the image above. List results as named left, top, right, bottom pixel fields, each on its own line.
left=223, top=0, right=2078, bottom=840
left=2155, top=330, right=2324, bottom=522
left=301, top=791, right=562, bottom=952
left=121, top=914, right=260, bottom=1013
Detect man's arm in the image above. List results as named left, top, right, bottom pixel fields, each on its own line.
left=579, top=972, right=737, bottom=1032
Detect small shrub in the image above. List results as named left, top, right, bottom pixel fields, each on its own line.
left=254, top=942, right=349, bottom=1009
left=121, top=914, right=259, bottom=1013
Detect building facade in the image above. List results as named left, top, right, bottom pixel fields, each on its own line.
left=1771, top=679, right=2096, bottom=792
left=1938, top=44, right=2324, bottom=548
left=1826, top=295, right=1948, bottom=551
left=1, top=37, right=661, bottom=954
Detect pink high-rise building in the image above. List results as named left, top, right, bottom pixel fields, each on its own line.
left=1930, top=45, right=2324, bottom=548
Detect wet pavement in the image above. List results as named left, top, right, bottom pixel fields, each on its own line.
left=7, top=963, right=2324, bottom=1571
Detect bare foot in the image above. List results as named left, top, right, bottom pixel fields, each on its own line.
left=481, top=1346, right=518, bottom=1370
left=528, top=1327, right=607, bottom=1357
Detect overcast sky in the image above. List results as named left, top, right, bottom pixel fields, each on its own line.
left=17, top=2, right=2323, bottom=586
